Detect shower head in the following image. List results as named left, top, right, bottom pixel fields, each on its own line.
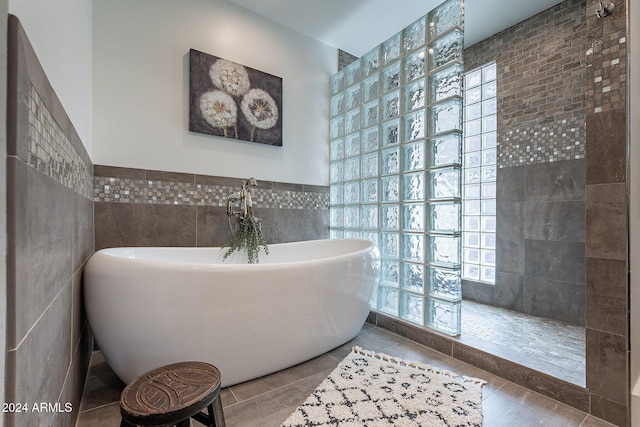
left=595, top=0, right=614, bottom=18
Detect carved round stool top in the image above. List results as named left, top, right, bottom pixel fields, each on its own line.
left=120, top=361, right=221, bottom=422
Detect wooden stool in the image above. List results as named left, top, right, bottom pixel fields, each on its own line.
left=119, top=361, right=225, bottom=427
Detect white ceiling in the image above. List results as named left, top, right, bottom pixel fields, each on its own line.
left=228, top=0, right=565, bottom=56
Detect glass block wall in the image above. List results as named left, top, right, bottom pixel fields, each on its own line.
left=329, top=0, right=464, bottom=336
left=462, top=62, right=497, bottom=284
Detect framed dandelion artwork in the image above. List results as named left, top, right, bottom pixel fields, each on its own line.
left=189, top=49, right=283, bottom=146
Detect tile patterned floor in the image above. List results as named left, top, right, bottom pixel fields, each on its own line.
left=76, top=323, right=610, bottom=427
left=461, top=300, right=586, bottom=386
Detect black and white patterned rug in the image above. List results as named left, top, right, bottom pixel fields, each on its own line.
left=282, top=347, right=486, bottom=426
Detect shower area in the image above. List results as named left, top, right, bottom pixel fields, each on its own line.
left=458, top=0, right=588, bottom=387
left=329, top=0, right=588, bottom=388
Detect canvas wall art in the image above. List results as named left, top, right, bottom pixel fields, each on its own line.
left=189, top=49, right=283, bottom=146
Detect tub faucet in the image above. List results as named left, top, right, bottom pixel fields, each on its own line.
left=227, top=177, right=258, bottom=221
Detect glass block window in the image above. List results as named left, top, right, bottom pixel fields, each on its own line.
left=329, top=0, right=464, bottom=336
left=462, top=62, right=497, bottom=284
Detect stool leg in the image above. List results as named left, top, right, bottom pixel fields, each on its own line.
left=206, top=403, right=215, bottom=426
left=120, top=420, right=135, bottom=427
left=211, top=397, right=225, bottom=427
left=176, top=419, right=191, bottom=427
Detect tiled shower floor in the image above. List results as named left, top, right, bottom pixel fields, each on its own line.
left=460, top=300, right=586, bottom=386
left=76, top=302, right=592, bottom=426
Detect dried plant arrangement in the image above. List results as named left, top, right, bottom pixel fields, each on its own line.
left=222, top=206, right=269, bottom=263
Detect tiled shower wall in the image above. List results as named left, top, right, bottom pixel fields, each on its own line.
left=372, top=0, right=629, bottom=425
left=93, top=166, right=329, bottom=250
left=6, top=16, right=94, bottom=427
left=462, top=0, right=588, bottom=326
left=584, top=0, right=629, bottom=424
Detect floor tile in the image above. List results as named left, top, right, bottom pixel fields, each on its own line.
left=461, top=300, right=586, bottom=386
left=229, top=353, right=340, bottom=402
left=482, top=381, right=587, bottom=427
left=581, top=414, right=619, bottom=426
left=78, top=369, right=125, bottom=412
left=75, top=321, right=607, bottom=427
left=76, top=402, right=121, bottom=427
left=225, top=374, right=327, bottom=427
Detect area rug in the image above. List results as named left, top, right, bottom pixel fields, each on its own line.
left=281, top=346, right=486, bottom=427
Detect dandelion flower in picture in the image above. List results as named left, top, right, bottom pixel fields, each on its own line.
left=241, top=88, right=278, bottom=141
left=209, top=59, right=250, bottom=96
left=199, top=90, right=238, bottom=137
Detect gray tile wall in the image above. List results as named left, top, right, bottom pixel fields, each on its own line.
left=93, top=165, right=330, bottom=250
left=584, top=107, right=628, bottom=424
left=463, top=160, right=586, bottom=326
left=6, top=16, right=93, bottom=427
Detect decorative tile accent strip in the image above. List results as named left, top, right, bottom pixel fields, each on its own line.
left=499, top=114, right=586, bottom=168
left=27, top=84, right=93, bottom=199
left=93, top=176, right=329, bottom=210
left=586, top=31, right=627, bottom=114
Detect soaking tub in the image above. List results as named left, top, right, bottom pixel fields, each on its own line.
left=83, top=238, right=379, bottom=387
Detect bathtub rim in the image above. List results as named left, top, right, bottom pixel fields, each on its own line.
left=88, top=238, right=379, bottom=272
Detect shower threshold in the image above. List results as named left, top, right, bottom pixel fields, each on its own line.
left=460, top=300, right=586, bottom=387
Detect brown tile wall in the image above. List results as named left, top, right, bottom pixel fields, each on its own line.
left=583, top=0, right=629, bottom=423
left=93, top=166, right=330, bottom=250
left=5, top=16, right=93, bottom=427
left=465, top=0, right=588, bottom=168
left=584, top=103, right=629, bottom=423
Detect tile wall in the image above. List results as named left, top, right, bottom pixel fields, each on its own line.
left=462, top=159, right=586, bottom=325
left=584, top=0, right=628, bottom=424
left=462, top=0, right=587, bottom=326
left=93, top=166, right=329, bottom=250
left=338, top=49, right=358, bottom=71
left=5, top=16, right=94, bottom=427
left=465, top=0, right=588, bottom=169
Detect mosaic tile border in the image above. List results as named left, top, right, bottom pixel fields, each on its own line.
left=498, top=114, right=586, bottom=168
left=93, top=176, right=330, bottom=210
left=586, top=34, right=627, bottom=114
left=585, top=0, right=627, bottom=115
left=27, top=84, right=93, bottom=199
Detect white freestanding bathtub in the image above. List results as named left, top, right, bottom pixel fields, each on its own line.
left=83, top=238, right=379, bottom=387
